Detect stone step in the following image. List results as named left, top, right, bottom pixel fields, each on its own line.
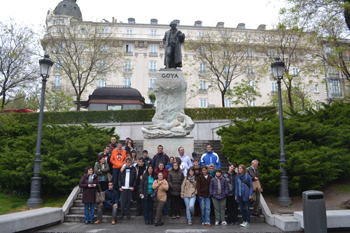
left=64, top=214, right=265, bottom=223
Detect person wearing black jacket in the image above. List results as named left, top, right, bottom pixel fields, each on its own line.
left=151, top=145, right=169, bottom=169
left=94, top=181, right=119, bottom=225
left=142, top=150, right=153, bottom=168
left=108, top=137, right=118, bottom=156
left=134, top=157, right=146, bottom=216
left=118, top=158, right=137, bottom=219
left=223, top=163, right=239, bottom=225
left=139, top=165, right=156, bottom=225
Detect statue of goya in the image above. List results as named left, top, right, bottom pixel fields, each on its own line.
left=163, top=20, right=185, bottom=69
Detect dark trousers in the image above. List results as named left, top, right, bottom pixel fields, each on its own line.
left=252, top=190, right=261, bottom=214
left=155, top=201, right=165, bottom=223
left=99, top=181, right=108, bottom=192
left=226, top=195, right=238, bottom=223
left=112, top=168, right=120, bottom=191
left=120, top=189, right=132, bottom=214
left=170, top=194, right=181, bottom=216
left=143, top=198, right=153, bottom=222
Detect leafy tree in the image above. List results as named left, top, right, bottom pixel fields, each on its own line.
left=217, top=102, right=350, bottom=195
left=0, top=19, right=39, bottom=109
left=45, top=86, right=75, bottom=112
left=0, top=122, right=119, bottom=194
left=148, top=92, right=156, bottom=106
left=42, top=23, right=124, bottom=111
left=228, top=80, right=262, bottom=107
left=185, top=29, right=256, bottom=107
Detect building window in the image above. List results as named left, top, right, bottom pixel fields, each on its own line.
left=225, top=99, right=231, bottom=107
left=149, top=61, right=157, bottom=72
left=150, top=45, right=157, bottom=55
left=125, top=44, right=132, bottom=54
left=149, top=78, right=156, bottom=90
left=101, top=28, right=108, bottom=35
left=249, top=80, right=255, bottom=93
left=199, top=79, right=206, bottom=90
left=249, top=100, right=256, bottom=106
left=247, top=49, right=254, bottom=58
left=100, top=44, right=107, bottom=53
left=150, top=30, right=157, bottom=38
left=124, top=60, right=132, bottom=72
left=126, top=29, right=132, bottom=37
left=247, top=65, right=254, bottom=75
left=292, top=67, right=299, bottom=76
left=57, top=42, right=64, bottom=53
left=98, top=77, right=105, bottom=87
left=268, top=50, right=275, bottom=59
left=224, top=66, right=229, bottom=75
left=199, top=63, right=206, bottom=74
left=328, top=79, right=342, bottom=98
left=314, top=83, right=319, bottom=92
left=124, top=77, right=131, bottom=87
left=99, top=60, right=106, bottom=72
left=53, top=76, right=61, bottom=90
left=108, top=105, right=122, bottom=110
left=200, top=99, right=207, bottom=108
left=199, top=46, right=206, bottom=56
left=199, top=31, right=204, bottom=37
left=78, top=59, right=83, bottom=67
left=55, top=59, right=62, bottom=71
left=270, top=67, right=274, bottom=76
left=271, top=81, right=278, bottom=94
left=313, top=69, right=317, bottom=76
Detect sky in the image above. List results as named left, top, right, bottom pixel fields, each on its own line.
left=0, top=0, right=285, bottom=30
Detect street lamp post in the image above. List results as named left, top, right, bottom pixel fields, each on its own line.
left=27, top=55, right=54, bottom=208
left=271, top=57, right=292, bottom=207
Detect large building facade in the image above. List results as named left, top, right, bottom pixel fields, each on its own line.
left=44, top=0, right=346, bottom=110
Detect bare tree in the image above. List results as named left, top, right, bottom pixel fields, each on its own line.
left=0, top=20, right=39, bottom=109
left=256, top=17, right=321, bottom=110
left=42, top=22, right=124, bottom=110
left=185, top=29, right=254, bottom=107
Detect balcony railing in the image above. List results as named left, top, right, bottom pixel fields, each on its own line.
left=124, top=68, right=132, bottom=72
left=52, top=85, right=61, bottom=90
left=199, top=88, right=207, bottom=94
left=149, top=52, right=158, bottom=56
left=149, top=69, right=157, bottom=73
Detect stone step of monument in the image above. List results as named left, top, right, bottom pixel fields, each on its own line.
left=64, top=213, right=265, bottom=223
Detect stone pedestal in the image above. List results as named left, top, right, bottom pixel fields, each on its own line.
left=143, top=135, right=194, bottom=158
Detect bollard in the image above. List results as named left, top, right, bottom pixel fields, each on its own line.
left=302, top=190, right=327, bottom=233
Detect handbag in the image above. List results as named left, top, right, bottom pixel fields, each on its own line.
left=107, top=173, right=113, bottom=182
left=95, top=185, right=105, bottom=203
left=150, top=180, right=159, bottom=202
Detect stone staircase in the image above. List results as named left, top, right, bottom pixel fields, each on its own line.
left=64, top=140, right=264, bottom=224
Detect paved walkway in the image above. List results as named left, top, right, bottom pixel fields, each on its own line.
left=36, top=222, right=296, bottom=233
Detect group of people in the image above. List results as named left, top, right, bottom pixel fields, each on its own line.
left=79, top=137, right=263, bottom=228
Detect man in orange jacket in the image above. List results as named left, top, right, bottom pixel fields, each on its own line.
left=110, top=143, right=127, bottom=192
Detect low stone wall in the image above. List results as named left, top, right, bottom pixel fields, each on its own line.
left=84, top=119, right=232, bottom=141
left=0, top=207, right=62, bottom=233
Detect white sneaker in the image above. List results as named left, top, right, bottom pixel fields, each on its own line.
left=221, top=221, right=227, bottom=225
left=245, top=222, right=250, bottom=227
left=240, top=221, right=246, bottom=227
left=215, top=222, right=219, bottom=226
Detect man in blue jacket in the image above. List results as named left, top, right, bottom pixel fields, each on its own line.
left=95, top=181, right=119, bottom=225
left=200, top=144, right=221, bottom=169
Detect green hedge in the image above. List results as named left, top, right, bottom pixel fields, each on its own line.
left=14, top=107, right=276, bottom=124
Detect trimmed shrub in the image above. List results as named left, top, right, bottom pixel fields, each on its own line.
left=217, top=103, right=350, bottom=195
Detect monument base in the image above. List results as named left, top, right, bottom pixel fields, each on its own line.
left=143, top=135, right=194, bottom=159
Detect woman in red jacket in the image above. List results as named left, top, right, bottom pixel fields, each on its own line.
left=79, top=166, right=99, bottom=224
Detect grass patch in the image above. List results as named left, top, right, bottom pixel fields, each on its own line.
left=0, top=193, right=69, bottom=215
left=334, top=184, right=350, bottom=193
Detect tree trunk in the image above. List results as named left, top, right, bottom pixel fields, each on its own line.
left=287, top=87, right=294, bottom=110
left=1, top=92, right=6, bottom=110
left=221, top=91, right=225, bottom=107
left=76, top=95, right=81, bottom=111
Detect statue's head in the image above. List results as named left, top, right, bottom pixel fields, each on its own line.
left=177, top=112, right=185, bottom=122
left=170, top=20, right=177, bottom=29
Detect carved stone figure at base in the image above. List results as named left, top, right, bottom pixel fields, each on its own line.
left=142, top=112, right=194, bottom=138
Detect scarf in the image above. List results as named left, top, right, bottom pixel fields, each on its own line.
left=215, top=176, right=222, bottom=195
left=88, top=174, right=94, bottom=184
left=188, top=175, right=195, bottom=183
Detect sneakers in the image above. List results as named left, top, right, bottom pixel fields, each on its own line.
left=204, top=222, right=210, bottom=226
left=188, top=222, right=192, bottom=226
left=172, top=215, right=176, bottom=219
left=240, top=221, right=250, bottom=227
left=215, top=222, right=219, bottom=226
left=221, top=221, right=227, bottom=226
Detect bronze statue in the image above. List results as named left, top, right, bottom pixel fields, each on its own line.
left=163, top=20, right=185, bottom=69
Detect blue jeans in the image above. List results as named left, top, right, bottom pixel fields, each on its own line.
left=184, top=196, right=196, bottom=222
left=112, top=168, right=120, bottom=191
left=84, top=203, right=95, bottom=222
left=162, top=192, right=169, bottom=215
left=143, top=197, right=154, bottom=222
left=237, top=196, right=250, bottom=223
left=199, top=197, right=211, bottom=224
